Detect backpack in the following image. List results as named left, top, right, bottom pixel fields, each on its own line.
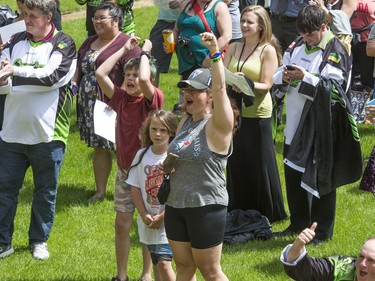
left=0, top=5, right=17, bottom=27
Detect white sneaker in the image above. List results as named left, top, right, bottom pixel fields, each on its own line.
left=31, top=242, right=50, bottom=260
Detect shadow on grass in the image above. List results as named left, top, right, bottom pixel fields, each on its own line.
left=223, top=238, right=290, bottom=278
left=17, top=180, right=115, bottom=212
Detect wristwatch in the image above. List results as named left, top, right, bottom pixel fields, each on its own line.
left=140, top=51, right=151, bottom=59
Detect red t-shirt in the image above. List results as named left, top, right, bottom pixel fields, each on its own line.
left=108, top=85, right=164, bottom=170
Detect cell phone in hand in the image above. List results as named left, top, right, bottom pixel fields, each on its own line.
left=163, top=153, right=180, bottom=175
left=286, top=65, right=295, bottom=70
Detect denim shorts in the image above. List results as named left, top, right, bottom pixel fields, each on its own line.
left=147, top=244, right=173, bottom=265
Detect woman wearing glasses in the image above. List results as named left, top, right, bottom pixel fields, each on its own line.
left=72, top=2, right=140, bottom=203
left=164, top=32, right=237, bottom=281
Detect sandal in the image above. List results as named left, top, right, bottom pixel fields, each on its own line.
left=88, top=194, right=104, bottom=204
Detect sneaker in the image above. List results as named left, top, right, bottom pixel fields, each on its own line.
left=31, top=242, right=50, bottom=260
left=0, top=244, right=14, bottom=259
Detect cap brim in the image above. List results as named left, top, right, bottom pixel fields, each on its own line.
left=177, top=80, right=207, bottom=90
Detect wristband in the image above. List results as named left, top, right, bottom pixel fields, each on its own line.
left=209, top=51, right=222, bottom=59
left=210, top=48, right=220, bottom=57
left=140, top=51, right=151, bottom=59
left=210, top=56, right=222, bottom=63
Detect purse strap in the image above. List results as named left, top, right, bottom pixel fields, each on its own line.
left=191, top=0, right=212, bottom=33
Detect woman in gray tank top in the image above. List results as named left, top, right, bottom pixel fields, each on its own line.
left=164, top=32, right=236, bottom=281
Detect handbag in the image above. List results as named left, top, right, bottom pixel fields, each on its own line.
left=157, top=175, right=170, bottom=205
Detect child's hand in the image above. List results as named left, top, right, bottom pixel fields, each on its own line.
left=142, top=213, right=153, bottom=226
left=124, top=36, right=140, bottom=52
left=148, top=214, right=163, bottom=229
left=142, top=39, right=152, bottom=52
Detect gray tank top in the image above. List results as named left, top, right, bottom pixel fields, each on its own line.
left=167, top=115, right=230, bottom=208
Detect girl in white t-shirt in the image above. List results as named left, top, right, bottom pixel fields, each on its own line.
left=127, top=109, right=177, bottom=281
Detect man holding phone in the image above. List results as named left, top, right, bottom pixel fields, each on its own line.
left=273, top=6, right=362, bottom=243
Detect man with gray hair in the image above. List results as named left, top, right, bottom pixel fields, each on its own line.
left=0, top=0, right=77, bottom=260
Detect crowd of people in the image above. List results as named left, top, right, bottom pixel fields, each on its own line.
left=0, top=0, right=374, bottom=281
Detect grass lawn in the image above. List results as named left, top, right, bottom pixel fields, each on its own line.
left=0, top=2, right=374, bottom=281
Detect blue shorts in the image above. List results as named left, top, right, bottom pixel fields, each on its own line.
left=147, top=244, right=173, bottom=265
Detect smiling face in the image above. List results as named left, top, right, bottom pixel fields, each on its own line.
left=240, top=11, right=262, bottom=39
left=93, top=9, right=118, bottom=37
left=123, top=67, right=141, bottom=96
left=356, top=239, right=375, bottom=281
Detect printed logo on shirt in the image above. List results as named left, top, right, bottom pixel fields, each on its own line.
left=144, top=164, right=164, bottom=205
left=328, top=53, right=341, bottom=63
left=58, top=40, right=67, bottom=49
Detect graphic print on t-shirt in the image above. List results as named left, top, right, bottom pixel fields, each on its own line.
left=144, top=164, right=164, bottom=205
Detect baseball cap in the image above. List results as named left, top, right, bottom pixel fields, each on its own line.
left=177, top=68, right=212, bottom=90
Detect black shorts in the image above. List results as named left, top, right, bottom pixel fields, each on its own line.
left=150, top=20, right=175, bottom=73
left=164, top=204, right=227, bottom=249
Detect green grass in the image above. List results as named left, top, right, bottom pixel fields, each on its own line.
left=1, top=3, right=375, bottom=281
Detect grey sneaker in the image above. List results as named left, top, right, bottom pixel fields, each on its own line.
left=0, top=244, right=14, bottom=259
left=31, top=242, right=50, bottom=260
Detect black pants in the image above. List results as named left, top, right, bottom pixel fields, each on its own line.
left=284, top=145, right=336, bottom=240
left=352, top=42, right=374, bottom=88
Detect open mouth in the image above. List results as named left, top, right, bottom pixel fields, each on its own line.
left=185, top=99, right=193, bottom=106
left=359, top=270, right=368, bottom=278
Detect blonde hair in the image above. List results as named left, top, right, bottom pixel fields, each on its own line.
left=241, top=5, right=282, bottom=65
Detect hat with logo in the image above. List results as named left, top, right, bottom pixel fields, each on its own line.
left=177, top=68, right=212, bottom=90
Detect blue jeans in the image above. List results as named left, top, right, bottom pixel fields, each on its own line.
left=0, top=139, right=66, bottom=246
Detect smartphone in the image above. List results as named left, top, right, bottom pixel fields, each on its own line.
left=163, top=153, right=180, bottom=174
left=286, top=65, right=295, bottom=70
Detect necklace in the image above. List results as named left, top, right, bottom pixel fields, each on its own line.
left=236, top=41, right=259, bottom=73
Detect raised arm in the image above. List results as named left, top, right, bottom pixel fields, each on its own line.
left=200, top=32, right=234, bottom=154
left=96, top=37, right=138, bottom=99
left=138, top=39, right=155, bottom=102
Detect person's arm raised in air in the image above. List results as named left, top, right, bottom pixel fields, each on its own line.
left=200, top=32, right=234, bottom=155
left=96, top=37, right=139, bottom=99
left=138, top=39, right=156, bottom=102
left=286, top=222, right=317, bottom=263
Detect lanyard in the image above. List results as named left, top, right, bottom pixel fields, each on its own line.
left=236, top=42, right=259, bottom=73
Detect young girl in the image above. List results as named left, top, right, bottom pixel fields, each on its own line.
left=127, top=110, right=177, bottom=281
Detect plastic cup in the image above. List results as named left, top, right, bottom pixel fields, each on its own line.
left=162, top=29, right=175, bottom=54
